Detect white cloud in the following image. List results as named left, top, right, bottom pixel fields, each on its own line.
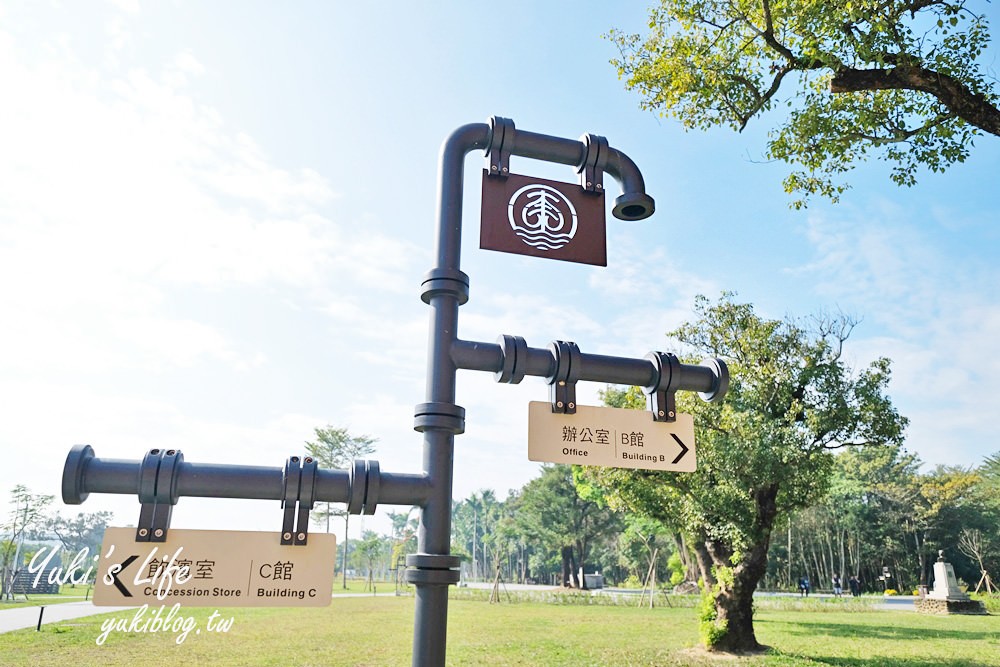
left=794, top=202, right=1000, bottom=467
left=106, top=0, right=141, bottom=16
left=0, top=22, right=431, bottom=380
left=0, top=11, right=433, bottom=533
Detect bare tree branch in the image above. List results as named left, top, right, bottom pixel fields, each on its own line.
left=831, top=66, right=1000, bottom=136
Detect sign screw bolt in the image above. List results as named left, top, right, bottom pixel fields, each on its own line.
left=297, top=533, right=306, bottom=541
left=138, top=528, right=148, bottom=537
left=283, top=532, right=292, bottom=541
left=556, top=401, right=564, bottom=408
left=568, top=402, right=575, bottom=409
left=658, top=410, right=665, bottom=417
left=153, top=529, right=163, bottom=538
left=668, top=411, right=675, bottom=418
left=502, top=167, right=508, bottom=173
left=491, top=165, right=498, bottom=172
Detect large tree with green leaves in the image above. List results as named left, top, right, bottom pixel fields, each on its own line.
left=609, top=0, right=1000, bottom=207
left=581, top=294, right=907, bottom=652
left=772, top=442, right=921, bottom=592
left=513, top=465, right=621, bottom=589
left=304, top=425, right=376, bottom=588
left=47, top=511, right=113, bottom=557
left=452, top=490, right=504, bottom=581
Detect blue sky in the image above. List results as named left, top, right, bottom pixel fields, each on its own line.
left=1, top=1, right=999, bottom=540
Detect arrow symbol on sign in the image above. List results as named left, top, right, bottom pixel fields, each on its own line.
left=670, top=434, right=689, bottom=465
left=108, top=555, right=139, bottom=597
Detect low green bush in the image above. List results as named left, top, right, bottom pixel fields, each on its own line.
left=970, top=592, right=1000, bottom=613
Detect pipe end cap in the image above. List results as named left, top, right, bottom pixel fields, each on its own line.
left=62, top=444, right=95, bottom=504
left=612, top=192, right=655, bottom=221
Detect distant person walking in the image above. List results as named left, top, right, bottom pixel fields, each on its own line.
left=798, top=576, right=810, bottom=596
left=832, top=574, right=843, bottom=597
left=849, top=575, right=860, bottom=597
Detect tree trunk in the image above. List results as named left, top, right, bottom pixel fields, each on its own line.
left=704, top=485, right=779, bottom=654
left=576, top=539, right=588, bottom=590
left=342, top=514, right=350, bottom=589
left=692, top=534, right=717, bottom=587
left=786, top=517, right=792, bottom=589
left=824, top=527, right=835, bottom=589
left=560, top=546, right=573, bottom=587
left=706, top=537, right=768, bottom=653
left=673, top=533, right=697, bottom=582
left=916, top=530, right=928, bottom=589
left=837, top=528, right=846, bottom=584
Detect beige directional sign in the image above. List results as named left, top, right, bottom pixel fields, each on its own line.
left=94, top=528, right=336, bottom=607
left=528, top=401, right=696, bottom=472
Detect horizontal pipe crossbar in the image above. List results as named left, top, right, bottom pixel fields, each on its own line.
left=450, top=338, right=723, bottom=395
left=62, top=445, right=431, bottom=512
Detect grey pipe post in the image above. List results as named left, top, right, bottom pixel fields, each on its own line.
left=410, top=122, right=489, bottom=667
left=410, top=117, right=657, bottom=666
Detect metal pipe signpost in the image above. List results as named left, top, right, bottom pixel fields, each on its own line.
left=60, top=117, right=728, bottom=666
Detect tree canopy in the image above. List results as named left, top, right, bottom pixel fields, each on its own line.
left=609, top=0, right=1000, bottom=206
left=513, top=465, right=620, bottom=589
left=304, top=425, right=376, bottom=588
left=1, top=485, right=54, bottom=600
left=580, top=294, right=908, bottom=651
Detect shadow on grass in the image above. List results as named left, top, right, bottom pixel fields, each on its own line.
left=768, top=652, right=998, bottom=667
left=762, top=619, right=998, bottom=642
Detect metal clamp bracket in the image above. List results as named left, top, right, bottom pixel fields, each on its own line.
left=281, top=455, right=318, bottom=546
left=362, top=460, right=380, bottom=516
left=296, top=456, right=317, bottom=544
left=577, top=133, right=608, bottom=193
left=494, top=334, right=528, bottom=384
left=413, top=402, right=466, bottom=435
left=136, top=448, right=183, bottom=542
left=405, top=553, right=462, bottom=586
left=548, top=340, right=581, bottom=414
left=644, top=351, right=681, bottom=422
left=486, top=116, right=515, bottom=177
left=347, top=459, right=382, bottom=516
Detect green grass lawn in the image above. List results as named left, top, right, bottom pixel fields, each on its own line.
left=329, top=578, right=400, bottom=595
left=0, top=595, right=997, bottom=666
left=0, top=584, right=93, bottom=609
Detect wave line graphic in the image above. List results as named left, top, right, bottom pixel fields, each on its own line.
left=514, top=231, right=572, bottom=250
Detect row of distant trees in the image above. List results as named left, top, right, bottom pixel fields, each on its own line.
left=767, top=448, right=1000, bottom=595
left=444, top=450, right=1000, bottom=596
left=7, top=443, right=996, bottom=602
left=335, top=442, right=999, bottom=604
left=0, top=485, right=113, bottom=600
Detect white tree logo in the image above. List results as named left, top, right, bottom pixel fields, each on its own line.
left=507, top=184, right=578, bottom=251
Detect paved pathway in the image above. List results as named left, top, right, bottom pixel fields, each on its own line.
left=0, top=592, right=400, bottom=634
left=0, top=601, right=131, bottom=633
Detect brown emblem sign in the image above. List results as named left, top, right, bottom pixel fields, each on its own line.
left=480, top=171, right=607, bottom=266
